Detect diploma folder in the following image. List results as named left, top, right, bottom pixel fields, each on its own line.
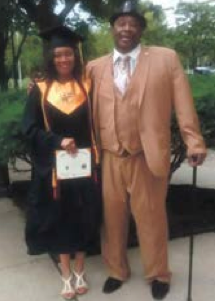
left=56, top=148, right=91, bottom=180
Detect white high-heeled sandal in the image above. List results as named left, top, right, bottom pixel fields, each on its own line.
left=61, top=274, right=76, bottom=300
left=73, top=270, right=89, bottom=295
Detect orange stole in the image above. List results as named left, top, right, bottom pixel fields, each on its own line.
left=37, top=78, right=99, bottom=199
left=45, top=79, right=91, bottom=114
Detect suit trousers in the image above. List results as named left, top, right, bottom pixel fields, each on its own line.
left=101, top=150, right=171, bottom=283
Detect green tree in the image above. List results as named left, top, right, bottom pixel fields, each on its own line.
left=141, top=3, right=169, bottom=46
left=0, top=0, right=10, bottom=90
left=0, top=0, right=34, bottom=91
left=16, top=0, right=129, bottom=64
left=19, top=35, right=43, bottom=79
left=173, top=2, right=215, bottom=69
left=18, top=0, right=127, bottom=28
left=17, top=0, right=160, bottom=62
left=85, top=23, right=113, bottom=60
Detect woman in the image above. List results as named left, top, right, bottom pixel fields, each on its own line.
left=22, top=25, right=100, bottom=300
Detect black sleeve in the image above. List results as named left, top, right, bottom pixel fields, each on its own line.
left=22, top=84, right=62, bottom=151
left=22, top=85, right=62, bottom=175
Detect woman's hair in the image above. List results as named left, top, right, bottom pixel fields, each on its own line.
left=44, top=45, right=85, bottom=84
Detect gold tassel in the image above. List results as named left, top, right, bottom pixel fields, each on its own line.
left=78, top=42, right=84, bottom=66
left=52, top=168, right=58, bottom=200
left=91, top=130, right=100, bottom=165
left=78, top=42, right=86, bottom=81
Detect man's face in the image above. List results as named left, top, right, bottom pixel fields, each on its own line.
left=111, top=15, right=143, bottom=53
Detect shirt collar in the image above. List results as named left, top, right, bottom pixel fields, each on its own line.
left=113, top=44, right=141, bottom=64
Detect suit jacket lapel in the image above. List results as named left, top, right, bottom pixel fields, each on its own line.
left=126, top=47, right=150, bottom=107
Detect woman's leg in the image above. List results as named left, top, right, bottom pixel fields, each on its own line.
left=73, top=252, right=88, bottom=294
left=59, top=254, right=75, bottom=299
left=74, top=252, right=85, bottom=273
left=60, top=254, right=71, bottom=278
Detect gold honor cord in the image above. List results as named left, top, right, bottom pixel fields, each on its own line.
left=78, top=42, right=84, bottom=67
left=40, top=82, right=59, bottom=200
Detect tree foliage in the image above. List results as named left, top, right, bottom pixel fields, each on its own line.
left=17, top=0, right=128, bottom=29
left=0, top=0, right=34, bottom=91
left=0, top=0, right=129, bottom=90
left=0, top=89, right=27, bottom=165
left=2, top=0, right=215, bottom=91
left=173, top=2, right=215, bottom=69
left=190, top=75, right=215, bottom=148
left=141, top=3, right=168, bottom=46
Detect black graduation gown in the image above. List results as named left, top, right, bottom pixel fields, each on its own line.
left=22, top=83, right=101, bottom=255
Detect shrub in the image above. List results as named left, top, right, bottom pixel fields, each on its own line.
left=170, top=74, right=215, bottom=176
left=0, top=89, right=27, bottom=166
left=190, top=75, right=215, bottom=148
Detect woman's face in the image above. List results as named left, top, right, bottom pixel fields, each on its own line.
left=53, top=47, right=75, bottom=79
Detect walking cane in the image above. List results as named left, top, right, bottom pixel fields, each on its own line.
left=187, top=165, right=197, bottom=301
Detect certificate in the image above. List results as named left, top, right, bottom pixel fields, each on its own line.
left=56, top=148, right=91, bottom=180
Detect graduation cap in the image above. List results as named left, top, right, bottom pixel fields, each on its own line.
left=39, top=25, right=84, bottom=49
left=109, top=0, right=146, bottom=29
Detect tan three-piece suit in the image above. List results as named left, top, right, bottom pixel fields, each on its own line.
left=87, top=46, right=206, bottom=283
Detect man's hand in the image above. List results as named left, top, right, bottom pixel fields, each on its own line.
left=27, top=73, right=43, bottom=94
left=27, top=80, right=35, bottom=95
left=188, top=153, right=206, bottom=167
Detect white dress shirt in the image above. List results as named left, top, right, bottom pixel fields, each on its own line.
left=113, top=44, right=141, bottom=94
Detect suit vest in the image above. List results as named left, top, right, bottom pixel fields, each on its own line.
left=97, top=60, right=142, bottom=155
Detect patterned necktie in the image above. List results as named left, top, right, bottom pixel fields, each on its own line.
left=116, top=55, right=131, bottom=94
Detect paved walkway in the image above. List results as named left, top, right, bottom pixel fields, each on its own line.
left=170, top=149, right=215, bottom=189
left=0, top=197, right=215, bottom=301
left=0, top=152, right=215, bottom=301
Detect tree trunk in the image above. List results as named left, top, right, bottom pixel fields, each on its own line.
left=0, top=32, right=8, bottom=91
left=11, top=29, right=18, bottom=89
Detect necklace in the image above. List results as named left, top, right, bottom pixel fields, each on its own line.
left=59, top=90, right=75, bottom=102
left=56, top=81, right=76, bottom=103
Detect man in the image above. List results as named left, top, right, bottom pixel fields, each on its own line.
left=87, top=0, right=206, bottom=299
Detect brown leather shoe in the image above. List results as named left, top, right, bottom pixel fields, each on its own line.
left=102, top=277, right=123, bottom=293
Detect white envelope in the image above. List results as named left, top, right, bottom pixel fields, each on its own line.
left=56, top=148, right=91, bottom=180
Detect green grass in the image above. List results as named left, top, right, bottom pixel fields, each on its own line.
left=189, top=75, right=215, bottom=101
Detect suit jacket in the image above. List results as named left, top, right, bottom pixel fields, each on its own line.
left=87, top=46, right=206, bottom=177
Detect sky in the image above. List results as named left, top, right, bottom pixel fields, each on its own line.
left=150, top=0, right=214, bottom=26
left=151, top=0, right=178, bottom=26
left=151, top=0, right=179, bottom=8
left=151, top=0, right=212, bottom=8
left=149, top=0, right=183, bottom=26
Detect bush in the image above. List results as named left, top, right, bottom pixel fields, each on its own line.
left=170, top=75, right=215, bottom=175
left=190, top=75, right=215, bottom=148
left=170, top=74, right=215, bottom=177
left=0, top=89, right=27, bottom=165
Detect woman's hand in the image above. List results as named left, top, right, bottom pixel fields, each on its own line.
left=61, top=138, right=77, bottom=154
